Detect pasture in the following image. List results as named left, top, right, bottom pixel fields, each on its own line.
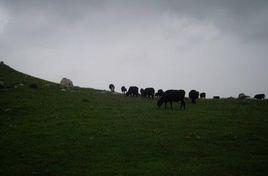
left=1, top=64, right=268, bottom=175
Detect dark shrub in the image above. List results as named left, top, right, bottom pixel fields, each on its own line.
left=29, top=83, right=38, bottom=89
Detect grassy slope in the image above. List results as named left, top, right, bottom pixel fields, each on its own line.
left=0, top=63, right=268, bottom=176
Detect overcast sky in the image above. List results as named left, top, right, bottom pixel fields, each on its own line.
left=1, top=0, right=268, bottom=97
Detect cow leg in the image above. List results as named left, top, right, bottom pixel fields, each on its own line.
left=180, top=100, right=186, bottom=110
left=165, top=102, right=167, bottom=109
left=170, top=102, right=173, bottom=110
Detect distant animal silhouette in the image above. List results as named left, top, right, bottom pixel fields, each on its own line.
left=254, top=94, right=265, bottom=100
left=157, top=89, right=186, bottom=110
left=200, top=92, right=206, bottom=99
left=213, top=96, right=220, bottom=99
left=109, top=84, right=115, bottom=92
left=238, top=93, right=250, bottom=100
left=189, top=90, right=199, bottom=104
left=140, top=88, right=144, bottom=95
left=121, top=86, right=127, bottom=94
left=155, top=89, right=164, bottom=98
left=141, top=87, right=155, bottom=99
left=126, top=86, right=139, bottom=97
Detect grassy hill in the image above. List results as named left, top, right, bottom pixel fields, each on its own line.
left=1, top=63, right=268, bottom=176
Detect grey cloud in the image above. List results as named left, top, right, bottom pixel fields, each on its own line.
left=0, top=0, right=268, bottom=97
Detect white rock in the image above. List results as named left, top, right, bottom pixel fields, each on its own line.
left=60, top=78, right=73, bottom=88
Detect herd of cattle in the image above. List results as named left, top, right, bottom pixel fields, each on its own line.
left=108, top=84, right=265, bottom=110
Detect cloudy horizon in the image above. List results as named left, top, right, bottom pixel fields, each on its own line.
left=1, top=0, right=268, bottom=98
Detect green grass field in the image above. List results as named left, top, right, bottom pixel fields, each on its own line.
left=1, top=63, right=268, bottom=176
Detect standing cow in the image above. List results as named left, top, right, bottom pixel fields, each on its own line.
left=141, top=87, right=155, bottom=99
left=109, top=84, right=115, bottom=92
left=121, top=86, right=127, bottom=94
left=189, top=90, right=199, bottom=104
left=254, top=94, right=265, bottom=100
left=200, top=92, right=206, bottom=99
left=155, top=89, right=164, bottom=98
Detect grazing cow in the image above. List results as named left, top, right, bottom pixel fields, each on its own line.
left=126, top=86, right=139, bottom=97
left=121, top=86, right=127, bottom=94
left=254, top=94, right=265, bottom=100
left=200, top=92, right=206, bottom=99
left=141, top=87, right=155, bottom=99
left=109, top=84, right=115, bottom=92
left=213, top=96, right=220, bottom=99
left=157, top=89, right=186, bottom=110
left=189, top=90, right=199, bottom=104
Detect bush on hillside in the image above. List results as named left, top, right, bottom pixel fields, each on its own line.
left=29, top=83, right=38, bottom=89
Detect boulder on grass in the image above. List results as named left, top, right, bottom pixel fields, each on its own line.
left=60, top=78, right=73, bottom=88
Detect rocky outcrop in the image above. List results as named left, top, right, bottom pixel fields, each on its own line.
left=60, top=78, right=73, bottom=88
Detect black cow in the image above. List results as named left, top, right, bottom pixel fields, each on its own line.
left=200, top=92, right=206, bottom=99
left=140, top=88, right=144, bottom=95
left=157, top=89, right=186, bottom=110
left=126, top=86, right=139, bottom=97
left=155, top=89, right=164, bottom=98
left=254, top=94, right=265, bottom=100
left=121, top=86, right=127, bottom=94
left=189, top=90, right=199, bottom=104
left=141, top=87, right=155, bottom=99
left=213, top=96, right=220, bottom=99
left=109, top=84, right=115, bottom=92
